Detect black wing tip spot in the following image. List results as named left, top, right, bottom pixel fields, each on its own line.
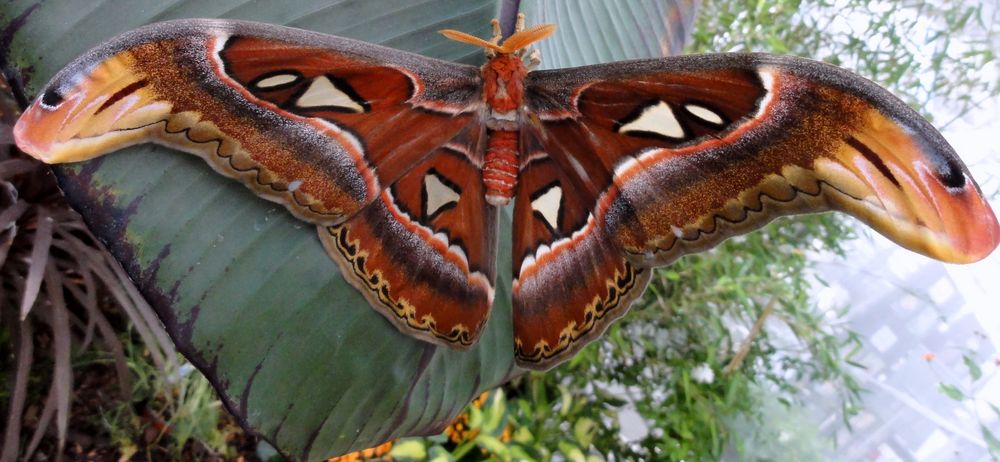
left=939, top=157, right=966, bottom=189
left=41, top=88, right=64, bottom=107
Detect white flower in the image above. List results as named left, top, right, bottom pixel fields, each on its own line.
left=691, top=363, right=715, bottom=384
left=653, top=328, right=671, bottom=350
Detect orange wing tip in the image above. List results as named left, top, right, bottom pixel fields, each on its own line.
left=819, top=109, right=1000, bottom=264
left=936, top=194, right=1000, bottom=263
left=14, top=106, right=155, bottom=164
left=12, top=113, right=97, bottom=164
left=854, top=190, right=999, bottom=264
left=12, top=117, right=51, bottom=160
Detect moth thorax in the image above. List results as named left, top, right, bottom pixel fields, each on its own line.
left=483, top=54, right=527, bottom=113
left=483, top=129, right=519, bottom=205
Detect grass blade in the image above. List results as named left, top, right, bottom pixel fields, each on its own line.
left=52, top=228, right=172, bottom=372
left=0, top=313, right=33, bottom=462
left=19, top=206, right=53, bottom=319
left=0, top=198, right=28, bottom=268
left=45, top=260, right=74, bottom=456
left=23, top=386, right=57, bottom=460
left=65, top=276, right=133, bottom=397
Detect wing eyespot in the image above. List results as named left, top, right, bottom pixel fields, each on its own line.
left=939, top=157, right=966, bottom=189
left=529, top=182, right=563, bottom=232
left=422, top=169, right=461, bottom=219
left=40, top=88, right=64, bottom=108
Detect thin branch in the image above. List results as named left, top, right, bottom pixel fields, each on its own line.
left=723, top=297, right=776, bottom=375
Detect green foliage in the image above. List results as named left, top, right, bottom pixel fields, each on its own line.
left=389, top=391, right=518, bottom=461
left=689, top=0, right=1000, bottom=124
left=101, top=338, right=236, bottom=460
left=927, top=348, right=1000, bottom=460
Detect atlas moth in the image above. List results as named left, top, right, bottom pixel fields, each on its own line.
left=14, top=16, right=999, bottom=370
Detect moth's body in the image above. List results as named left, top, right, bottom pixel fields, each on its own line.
left=481, top=53, right=528, bottom=205
left=12, top=18, right=1000, bottom=370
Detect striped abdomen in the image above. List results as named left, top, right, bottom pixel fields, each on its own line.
left=483, top=129, right=519, bottom=205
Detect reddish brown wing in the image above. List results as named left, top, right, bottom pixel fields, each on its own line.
left=14, top=19, right=502, bottom=349
left=511, top=133, right=650, bottom=366
left=318, top=129, right=500, bottom=347
left=514, top=53, right=999, bottom=369
left=15, top=19, right=482, bottom=225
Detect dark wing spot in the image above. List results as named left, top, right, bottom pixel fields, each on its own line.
left=96, top=80, right=149, bottom=114
left=846, top=136, right=900, bottom=187
left=939, top=157, right=966, bottom=189
left=41, top=88, right=64, bottom=107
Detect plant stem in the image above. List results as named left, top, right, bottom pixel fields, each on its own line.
left=724, top=298, right=776, bottom=375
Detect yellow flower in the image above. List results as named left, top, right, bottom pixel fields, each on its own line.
left=327, top=441, right=394, bottom=462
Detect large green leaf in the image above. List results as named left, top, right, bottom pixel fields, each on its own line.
left=0, top=1, right=697, bottom=459
left=522, top=0, right=699, bottom=67
left=2, top=2, right=507, bottom=460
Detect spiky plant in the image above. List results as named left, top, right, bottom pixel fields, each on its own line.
left=0, top=74, right=177, bottom=461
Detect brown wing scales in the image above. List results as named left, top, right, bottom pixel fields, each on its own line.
left=13, top=20, right=998, bottom=371
left=15, top=19, right=501, bottom=351
left=319, top=135, right=500, bottom=349
left=14, top=19, right=482, bottom=227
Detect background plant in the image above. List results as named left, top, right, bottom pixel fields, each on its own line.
left=0, top=68, right=185, bottom=461
left=691, top=0, right=1000, bottom=124
left=0, top=75, right=258, bottom=460
left=925, top=343, right=1000, bottom=459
